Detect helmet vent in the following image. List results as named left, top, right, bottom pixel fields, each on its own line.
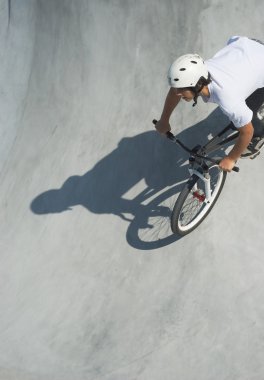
left=180, top=68, right=186, bottom=71
left=174, top=78, right=179, bottom=81
left=191, top=60, right=198, bottom=64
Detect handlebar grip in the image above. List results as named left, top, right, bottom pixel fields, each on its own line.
left=153, top=119, right=175, bottom=140
left=166, top=131, right=175, bottom=140
left=211, top=158, right=240, bottom=173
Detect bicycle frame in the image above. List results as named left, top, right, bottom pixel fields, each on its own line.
left=153, top=120, right=239, bottom=204
left=187, top=123, right=239, bottom=203
left=153, top=119, right=240, bottom=202
left=200, top=122, right=239, bottom=156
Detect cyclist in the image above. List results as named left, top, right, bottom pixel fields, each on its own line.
left=155, top=36, right=264, bottom=172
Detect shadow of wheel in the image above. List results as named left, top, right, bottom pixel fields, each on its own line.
left=126, top=185, right=183, bottom=250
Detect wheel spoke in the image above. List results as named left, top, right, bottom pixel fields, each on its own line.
left=179, top=192, right=205, bottom=226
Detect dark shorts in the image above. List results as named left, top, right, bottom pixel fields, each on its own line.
left=246, top=88, right=264, bottom=137
left=246, top=87, right=264, bottom=113
left=246, top=37, right=264, bottom=117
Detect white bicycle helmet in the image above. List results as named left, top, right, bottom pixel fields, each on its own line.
left=168, top=54, right=209, bottom=88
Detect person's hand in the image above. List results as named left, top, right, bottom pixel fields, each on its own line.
left=219, top=156, right=236, bottom=172
left=155, top=119, right=171, bottom=134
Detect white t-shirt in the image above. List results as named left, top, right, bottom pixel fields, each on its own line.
left=204, top=36, right=264, bottom=128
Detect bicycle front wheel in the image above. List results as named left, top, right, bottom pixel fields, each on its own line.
left=171, top=165, right=227, bottom=236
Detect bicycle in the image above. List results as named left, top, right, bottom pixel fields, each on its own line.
left=153, top=120, right=240, bottom=236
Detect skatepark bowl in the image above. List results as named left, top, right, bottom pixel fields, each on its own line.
left=1, top=1, right=264, bottom=379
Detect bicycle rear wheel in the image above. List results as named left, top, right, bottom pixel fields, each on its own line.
left=171, top=164, right=227, bottom=235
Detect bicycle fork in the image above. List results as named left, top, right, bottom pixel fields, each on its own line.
left=188, top=168, right=213, bottom=204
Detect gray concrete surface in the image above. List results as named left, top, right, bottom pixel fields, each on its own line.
left=1, top=1, right=264, bottom=379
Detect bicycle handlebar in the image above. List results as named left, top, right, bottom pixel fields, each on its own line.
left=152, top=119, right=239, bottom=173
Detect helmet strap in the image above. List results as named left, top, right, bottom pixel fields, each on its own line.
left=192, top=87, right=203, bottom=107
left=191, top=73, right=211, bottom=107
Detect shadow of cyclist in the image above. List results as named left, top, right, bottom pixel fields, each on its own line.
left=30, top=107, right=231, bottom=249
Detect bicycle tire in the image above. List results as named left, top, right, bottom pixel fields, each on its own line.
left=171, top=164, right=227, bottom=235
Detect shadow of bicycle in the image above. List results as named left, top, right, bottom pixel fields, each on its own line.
left=31, top=107, right=230, bottom=250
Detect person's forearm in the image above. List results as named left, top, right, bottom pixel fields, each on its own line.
left=160, top=88, right=181, bottom=122
left=228, top=123, right=254, bottom=161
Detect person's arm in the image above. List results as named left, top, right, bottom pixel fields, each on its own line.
left=219, top=122, right=254, bottom=171
left=155, top=88, right=181, bottom=134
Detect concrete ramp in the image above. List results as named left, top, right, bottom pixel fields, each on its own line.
left=1, top=1, right=264, bottom=379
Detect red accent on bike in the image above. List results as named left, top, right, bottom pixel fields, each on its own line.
left=192, top=191, right=205, bottom=202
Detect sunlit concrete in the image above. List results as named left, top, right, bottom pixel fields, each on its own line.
left=1, top=1, right=264, bottom=379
